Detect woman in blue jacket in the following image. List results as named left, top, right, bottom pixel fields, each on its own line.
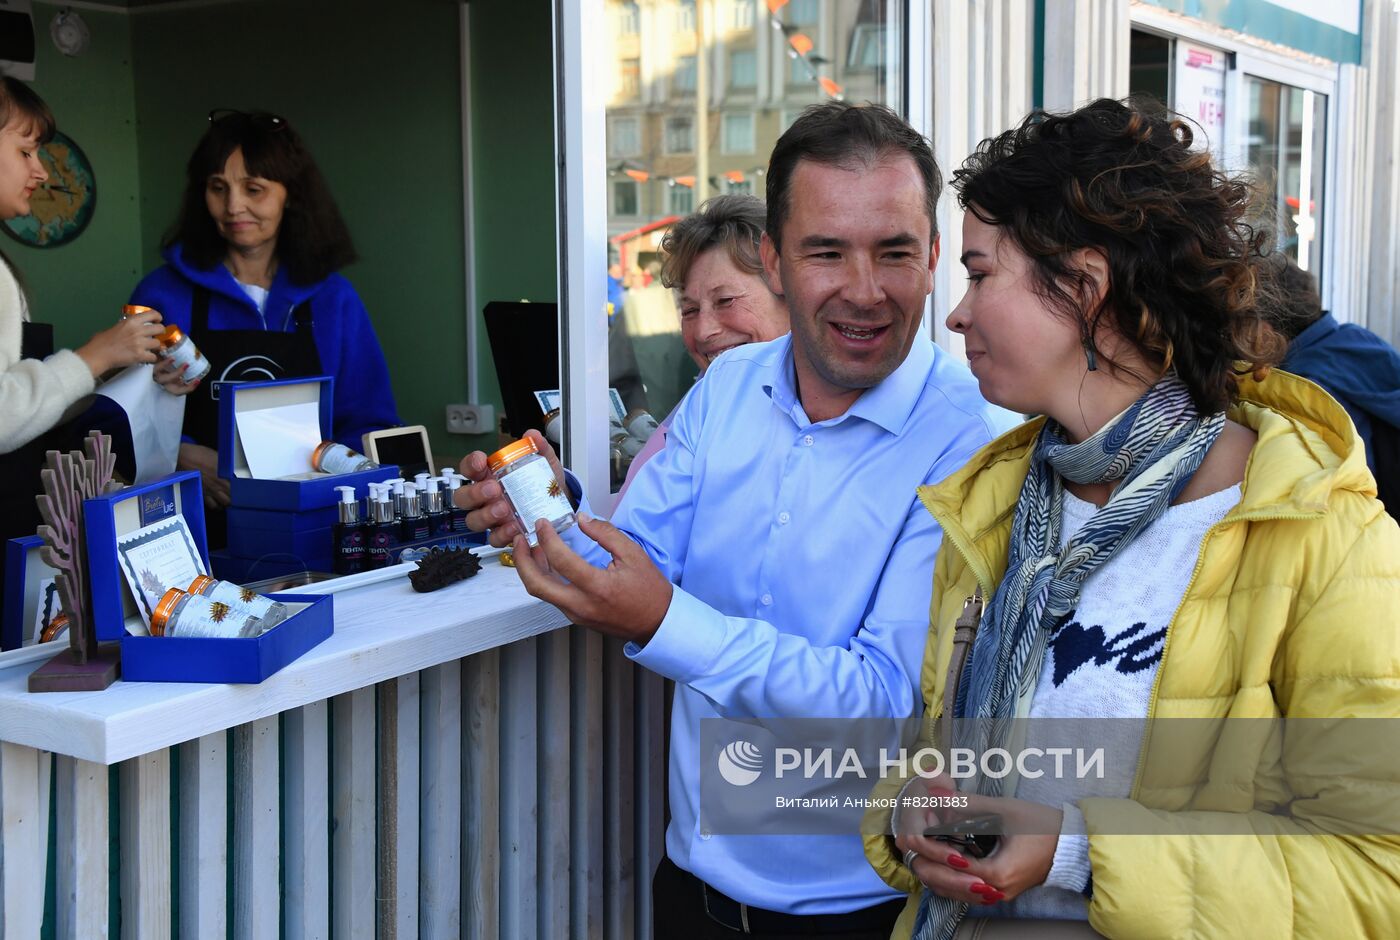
left=130, top=109, right=399, bottom=513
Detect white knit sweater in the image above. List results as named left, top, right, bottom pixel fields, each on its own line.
left=985, top=482, right=1242, bottom=922
left=0, top=258, right=95, bottom=454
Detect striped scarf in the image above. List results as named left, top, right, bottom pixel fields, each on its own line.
left=913, top=375, right=1224, bottom=940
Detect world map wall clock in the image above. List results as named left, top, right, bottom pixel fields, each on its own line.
left=2, top=130, right=96, bottom=248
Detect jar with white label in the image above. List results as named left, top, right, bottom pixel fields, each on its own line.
left=150, top=588, right=266, bottom=638
left=186, top=575, right=289, bottom=628
left=311, top=441, right=379, bottom=474
left=487, top=437, right=575, bottom=546
left=156, top=325, right=212, bottom=383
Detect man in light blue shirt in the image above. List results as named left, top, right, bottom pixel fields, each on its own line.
left=456, top=103, right=1016, bottom=938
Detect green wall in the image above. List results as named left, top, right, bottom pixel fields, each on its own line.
left=13, top=8, right=144, bottom=354
left=468, top=0, right=560, bottom=453
left=129, top=0, right=470, bottom=457
left=8, top=0, right=559, bottom=461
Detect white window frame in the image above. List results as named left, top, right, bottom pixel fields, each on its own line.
left=730, top=0, right=756, bottom=32
left=557, top=0, right=920, bottom=505
left=721, top=111, right=756, bottom=154
left=1130, top=6, right=1341, bottom=315
left=612, top=177, right=641, bottom=218
left=608, top=114, right=642, bottom=157
left=728, top=47, right=758, bottom=90
left=664, top=115, right=695, bottom=154
left=667, top=183, right=695, bottom=215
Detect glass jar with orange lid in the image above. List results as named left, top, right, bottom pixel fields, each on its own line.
left=187, top=575, right=288, bottom=628
left=156, top=325, right=211, bottom=382
left=487, top=437, right=575, bottom=546
left=151, top=588, right=266, bottom=638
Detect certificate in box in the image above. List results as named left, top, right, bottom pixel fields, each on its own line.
left=217, top=376, right=397, bottom=512
left=85, top=471, right=332, bottom=683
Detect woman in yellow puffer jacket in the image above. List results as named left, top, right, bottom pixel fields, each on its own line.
left=864, top=99, right=1400, bottom=939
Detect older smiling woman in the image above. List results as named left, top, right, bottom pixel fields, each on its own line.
left=616, top=195, right=790, bottom=497
left=663, top=193, right=790, bottom=371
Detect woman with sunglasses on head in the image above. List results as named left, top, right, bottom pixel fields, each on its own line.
left=864, top=98, right=1400, bottom=939
left=129, top=109, right=399, bottom=521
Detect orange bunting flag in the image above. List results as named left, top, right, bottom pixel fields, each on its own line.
left=624, top=169, right=650, bottom=182
left=766, top=0, right=790, bottom=13
left=789, top=33, right=813, bottom=56
left=819, top=76, right=844, bottom=98
left=724, top=170, right=745, bottom=183
left=674, top=175, right=696, bottom=188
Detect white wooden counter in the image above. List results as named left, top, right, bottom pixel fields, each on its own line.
left=0, top=556, right=567, bottom=765
left=0, top=556, right=667, bottom=939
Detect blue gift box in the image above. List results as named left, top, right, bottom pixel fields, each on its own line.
left=4, top=535, right=52, bottom=651
left=218, top=376, right=397, bottom=512
left=84, top=471, right=333, bottom=683
left=208, top=549, right=315, bottom=585
left=227, top=525, right=333, bottom=571
left=226, top=505, right=335, bottom=570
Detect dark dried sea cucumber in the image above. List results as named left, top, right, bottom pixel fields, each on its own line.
left=408, top=547, right=483, bottom=593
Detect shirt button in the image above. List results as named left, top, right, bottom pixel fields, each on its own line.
left=700, top=828, right=713, bottom=840
left=760, top=593, right=773, bottom=606
left=803, top=435, right=814, bottom=446
left=777, top=512, right=790, bottom=525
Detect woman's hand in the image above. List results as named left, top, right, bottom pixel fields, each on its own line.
left=76, top=310, right=163, bottom=377
left=153, top=357, right=200, bottom=396
left=895, top=780, right=1063, bottom=907
left=178, top=443, right=231, bottom=509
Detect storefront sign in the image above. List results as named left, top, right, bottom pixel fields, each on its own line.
left=1174, top=42, right=1227, bottom=159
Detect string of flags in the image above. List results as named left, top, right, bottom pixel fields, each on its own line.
left=612, top=163, right=767, bottom=189
left=767, top=0, right=844, bottom=100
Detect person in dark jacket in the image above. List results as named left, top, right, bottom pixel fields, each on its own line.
left=1269, top=255, right=1400, bottom=519
left=129, top=110, right=399, bottom=518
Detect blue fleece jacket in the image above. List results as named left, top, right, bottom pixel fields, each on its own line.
left=1282, top=312, right=1400, bottom=476
left=129, top=244, right=400, bottom=450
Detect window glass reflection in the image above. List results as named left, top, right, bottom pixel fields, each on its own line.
left=601, top=0, right=904, bottom=491
left=1246, top=76, right=1326, bottom=281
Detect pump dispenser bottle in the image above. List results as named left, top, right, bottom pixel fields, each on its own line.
left=445, top=471, right=470, bottom=532
left=423, top=478, right=452, bottom=536
left=400, top=483, right=430, bottom=542
left=366, top=484, right=399, bottom=569
left=333, top=486, right=366, bottom=575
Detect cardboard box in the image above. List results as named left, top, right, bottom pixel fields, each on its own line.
left=84, top=472, right=332, bottom=683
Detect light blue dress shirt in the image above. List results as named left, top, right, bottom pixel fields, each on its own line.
left=564, top=334, right=1019, bottom=915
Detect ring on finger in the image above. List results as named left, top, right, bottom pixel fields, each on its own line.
left=903, top=848, right=920, bottom=871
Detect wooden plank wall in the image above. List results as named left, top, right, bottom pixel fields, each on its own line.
left=0, top=631, right=666, bottom=939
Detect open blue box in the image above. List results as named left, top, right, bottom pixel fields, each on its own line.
left=218, top=376, right=397, bottom=512
left=84, top=471, right=333, bottom=683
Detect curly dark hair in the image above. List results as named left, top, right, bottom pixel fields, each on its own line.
left=659, top=194, right=767, bottom=290
left=953, top=98, right=1285, bottom=413
left=163, top=111, right=356, bottom=285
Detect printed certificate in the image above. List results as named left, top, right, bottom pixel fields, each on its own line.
left=116, top=516, right=207, bottom=626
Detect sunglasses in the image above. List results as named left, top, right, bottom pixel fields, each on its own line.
left=207, top=109, right=286, bottom=132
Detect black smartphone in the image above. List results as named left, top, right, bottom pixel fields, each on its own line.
left=924, top=812, right=1002, bottom=859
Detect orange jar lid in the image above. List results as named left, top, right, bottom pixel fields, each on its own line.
left=159, top=325, right=185, bottom=346
left=122, top=304, right=157, bottom=317
left=40, top=612, right=69, bottom=644
left=487, top=437, right=537, bottom=474
left=150, top=588, right=186, bottom=637
left=188, top=574, right=216, bottom=595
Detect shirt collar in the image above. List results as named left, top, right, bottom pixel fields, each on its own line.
left=763, top=332, right=936, bottom=434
